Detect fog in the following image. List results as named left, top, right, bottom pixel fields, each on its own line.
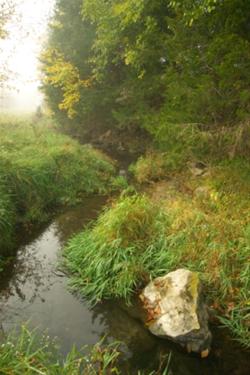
left=0, top=0, right=55, bottom=113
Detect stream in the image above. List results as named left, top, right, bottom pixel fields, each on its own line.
left=0, top=195, right=249, bottom=374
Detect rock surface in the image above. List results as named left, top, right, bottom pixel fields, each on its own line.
left=189, top=161, right=207, bottom=177
left=140, top=269, right=212, bottom=356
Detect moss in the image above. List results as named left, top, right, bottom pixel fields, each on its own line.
left=187, top=272, right=199, bottom=303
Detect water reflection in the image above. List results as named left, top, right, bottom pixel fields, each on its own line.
left=0, top=196, right=249, bottom=374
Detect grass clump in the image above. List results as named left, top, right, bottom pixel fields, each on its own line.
left=0, top=326, right=121, bottom=374
left=129, top=152, right=169, bottom=184
left=64, top=195, right=171, bottom=303
left=0, top=117, right=115, bottom=257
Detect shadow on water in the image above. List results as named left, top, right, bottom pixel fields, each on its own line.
left=0, top=195, right=249, bottom=374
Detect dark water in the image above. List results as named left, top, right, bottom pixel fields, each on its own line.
left=0, top=196, right=249, bottom=374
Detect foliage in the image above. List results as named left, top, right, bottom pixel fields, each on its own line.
left=132, top=121, right=250, bottom=182
left=42, top=49, right=85, bottom=119
left=0, top=1, right=14, bottom=39
left=40, top=0, right=105, bottom=131
left=0, top=0, right=15, bottom=86
left=0, top=116, right=115, bottom=257
left=0, top=326, right=121, bottom=374
left=42, top=0, right=250, bottom=138
left=162, top=0, right=250, bottom=125
left=41, top=0, right=170, bottom=132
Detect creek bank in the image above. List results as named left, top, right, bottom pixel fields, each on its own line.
left=0, top=120, right=116, bottom=263
left=80, top=127, right=151, bottom=169
left=64, top=155, right=250, bottom=349
left=0, top=198, right=250, bottom=374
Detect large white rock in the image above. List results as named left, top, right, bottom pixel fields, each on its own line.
left=140, top=269, right=212, bottom=355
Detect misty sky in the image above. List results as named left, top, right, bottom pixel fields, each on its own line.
left=0, top=0, right=55, bottom=112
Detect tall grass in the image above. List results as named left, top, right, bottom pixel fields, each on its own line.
left=0, top=326, right=121, bottom=374
left=64, top=195, right=173, bottom=304
left=64, top=159, right=250, bottom=347
left=131, top=121, right=250, bottom=184
left=0, top=116, right=115, bottom=258
left=0, top=180, right=15, bottom=252
left=0, top=326, right=171, bottom=374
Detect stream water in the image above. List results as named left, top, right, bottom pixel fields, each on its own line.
left=0, top=195, right=249, bottom=374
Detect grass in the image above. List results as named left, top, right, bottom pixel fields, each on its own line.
left=64, top=159, right=250, bottom=347
left=131, top=121, right=250, bottom=184
left=129, top=151, right=171, bottom=184
left=64, top=194, right=170, bottom=304
left=0, top=326, right=121, bottom=374
left=0, top=326, right=171, bottom=374
left=0, top=116, right=115, bottom=259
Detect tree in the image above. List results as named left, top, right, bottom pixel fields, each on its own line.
left=42, top=0, right=250, bottom=137
left=42, top=0, right=170, bottom=132
left=0, top=0, right=15, bottom=86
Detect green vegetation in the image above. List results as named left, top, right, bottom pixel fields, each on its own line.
left=0, top=1, right=15, bottom=86
left=0, top=326, right=121, bottom=374
left=0, top=116, right=115, bottom=258
left=0, top=326, right=171, bottom=374
left=64, top=195, right=169, bottom=303
left=42, top=0, right=250, bottom=136
left=38, top=0, right=250, bottom=351
left=1, top=0, right=250, bottom=363
left=65, top=159, right=250, bottom=347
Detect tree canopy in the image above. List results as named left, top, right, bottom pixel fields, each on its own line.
left=41, top=0, right=250, bottom=137
left=0, top=0, right=15, bottom=86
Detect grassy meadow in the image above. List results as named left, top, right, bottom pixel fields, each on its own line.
left=0, top=115, right=115, bottom=261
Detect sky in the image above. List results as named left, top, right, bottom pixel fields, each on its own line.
left=0, top=0, right=55, bottom=112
